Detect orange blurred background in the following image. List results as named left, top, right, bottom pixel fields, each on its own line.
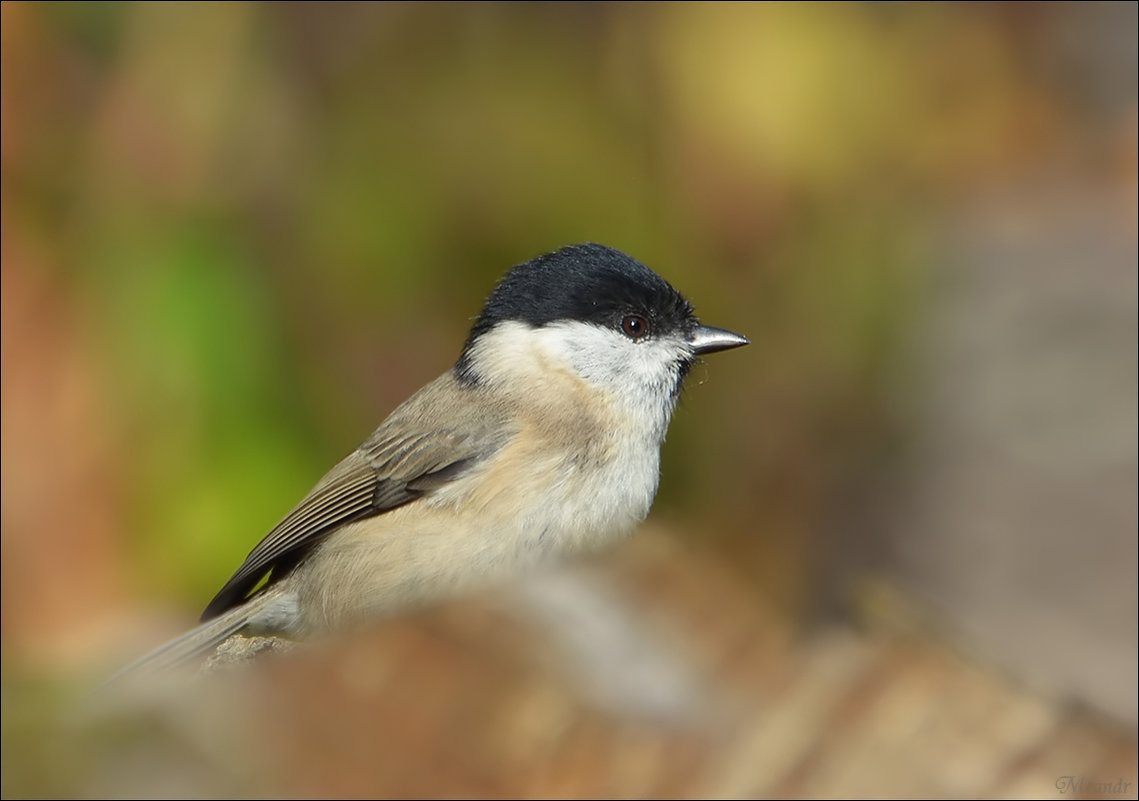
left=3, top=3, right=1135, bottom=797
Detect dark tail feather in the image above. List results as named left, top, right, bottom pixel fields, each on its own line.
left=105, top=593, right=278, bottom=686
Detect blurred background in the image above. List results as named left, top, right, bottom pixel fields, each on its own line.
left=2, top=2, right=1135, bottom=797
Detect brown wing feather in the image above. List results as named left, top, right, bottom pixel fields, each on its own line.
left=200, top=372, right=512, bottom=621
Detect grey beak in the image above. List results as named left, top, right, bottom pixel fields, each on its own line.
left=690, top=324, right=749, bottom=355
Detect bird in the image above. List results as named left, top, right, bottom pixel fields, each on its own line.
left=120, top=243, right=748, bottom=676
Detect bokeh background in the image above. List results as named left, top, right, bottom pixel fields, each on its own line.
left=2, top=2, right=1135, bottom=798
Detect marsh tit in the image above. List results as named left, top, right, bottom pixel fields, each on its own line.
left=124, top=243, right=747, bottom=673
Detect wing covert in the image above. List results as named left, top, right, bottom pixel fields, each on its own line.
left=200, top=374, right=511, bottom=621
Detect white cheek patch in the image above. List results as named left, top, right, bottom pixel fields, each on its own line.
left=466, top=320, right=691, bottom=443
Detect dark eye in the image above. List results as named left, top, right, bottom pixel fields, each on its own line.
left=620, top=314, right=649, bottom=340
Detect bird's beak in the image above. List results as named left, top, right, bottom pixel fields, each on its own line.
left=689, top=324, right=749, bottom=355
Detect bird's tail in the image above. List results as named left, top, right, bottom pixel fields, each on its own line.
left=108, top=590, right=282, bottom=685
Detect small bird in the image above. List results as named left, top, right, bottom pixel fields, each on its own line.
left=123, top=243, right=747, bottom=674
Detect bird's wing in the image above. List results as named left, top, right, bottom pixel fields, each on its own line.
left=200, top=373, right=511, bottom=621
